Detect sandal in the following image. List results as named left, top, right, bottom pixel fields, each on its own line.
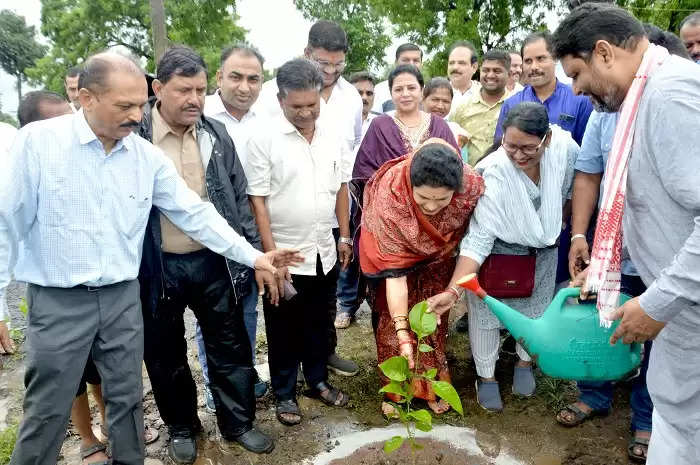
left=556, top=402, right=609, bottom=427
left=276, top=399, right=302, bottom=426
left=81, top=442, right=109, bottom=465
left=306, top=381, right=350, bottom=407
left=628, top=433, right=650, bottom=463
left=334, top=312, right=352, bottom=329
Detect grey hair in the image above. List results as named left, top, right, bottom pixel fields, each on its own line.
left=78, top=51, right=143, bottom=94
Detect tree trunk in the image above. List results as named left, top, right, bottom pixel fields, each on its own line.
left=149, top=0, right=168, bottom=65
left=16, top=74, right=22, bottom=103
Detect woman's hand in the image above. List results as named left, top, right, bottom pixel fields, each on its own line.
left=397, top=334, right=415, bottom=369
left=426, top=291, right=459, bottom=325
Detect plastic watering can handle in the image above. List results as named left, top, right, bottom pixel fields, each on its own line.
left=550, top=286, right=584, bottom=312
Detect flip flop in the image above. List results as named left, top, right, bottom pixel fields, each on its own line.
left=555, top=403, right=609, bottom=427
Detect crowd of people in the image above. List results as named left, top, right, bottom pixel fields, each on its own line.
left=0, top=2, right=698, bottom=465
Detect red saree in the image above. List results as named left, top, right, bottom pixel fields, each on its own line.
left=359, top=140, right=484, bottom=401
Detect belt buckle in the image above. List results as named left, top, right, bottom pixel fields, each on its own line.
left=85, top=285, right=100, bottom=292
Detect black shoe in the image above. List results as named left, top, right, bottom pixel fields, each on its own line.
left=168, top=431, right=197, bottom=464
left=455, top=313, right=469, bottom=332
left=231, top=427, right=275, bottom=454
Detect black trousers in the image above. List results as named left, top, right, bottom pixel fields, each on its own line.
left=142, top=249, right=254, bottom=438
left=263, top=256, right=338, bottom=401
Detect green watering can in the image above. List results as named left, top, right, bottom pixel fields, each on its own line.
left=457, top=273, right=642, bottom=381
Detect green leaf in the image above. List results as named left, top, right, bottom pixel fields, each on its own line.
left=384, top=435, right=404, bottom=454
left=409, top=301, right=438, bottom=338
left=415, top=421, right=432, bottom=432
left=423, top=368, right=438, bottom=379
left=379, top=356, right=409, bottom=382
left=379, top=381, right=407, bottom=398
left=407, top=409, right=432, bottom=427
left=418, top=343, right=434, bottom=353
left=431, top=381, right=464, bottom=415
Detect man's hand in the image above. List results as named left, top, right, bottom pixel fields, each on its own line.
left=338, top=242, right=353, bottom=271
left=255, top=269, right=281, bottom=306
left=569, top=266, right=593, bottom=300
left=609, top=297, right=666, bottom=345
left=426, top=292, right=458, bottom=325
left=254, top=249, right=304, bottom=276
left=569, top=236, right=590, bottom=281
left=0, top=322, right=15, bottom=355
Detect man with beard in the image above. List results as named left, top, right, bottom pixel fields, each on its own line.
left=560, top=28, right=691, bottom=463
left=371, top=43, right=423, bottom=113
left=554, top=4, right=700, bottom=464
left=452, top=49, right=511, bottom=166
left=256, top=20, right=362, bottom=377
left=246, top=58, right=352, bottom=426
left=202, top=44, right=270, bottom=406
left=680, top=12, right=700, bottom=64
left=137, top=46, right=289, bottom=461
left=447, top=40, right=481, bottom=117
left=507, top=51, right=524, bottom=93
left=494, top=31, right=593, bottom=145
left=3, top=51, right=298, bottom=465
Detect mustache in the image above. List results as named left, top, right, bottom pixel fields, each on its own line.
left=183, top=105, right=201, bottom=112
left=120, top=121, right=140, bottom=128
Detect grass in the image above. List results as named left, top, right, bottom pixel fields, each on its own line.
left=0, top=423, right=18, bottom=465
left=536, top=375, right=577, bottom=413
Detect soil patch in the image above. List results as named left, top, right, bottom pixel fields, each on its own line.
left=329, top=438, right=495, bottom=465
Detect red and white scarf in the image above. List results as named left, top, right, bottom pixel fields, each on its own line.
left=584, top=44, right=669, bottom=326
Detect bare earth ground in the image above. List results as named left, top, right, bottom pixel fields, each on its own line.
left=1, top=283, right=641, bottom=465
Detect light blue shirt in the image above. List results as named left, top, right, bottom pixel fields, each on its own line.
left=0, top=111, right=262, bottom=321
left=576, top=110, right=637, bottom=276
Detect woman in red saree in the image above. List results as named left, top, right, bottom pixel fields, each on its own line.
left=359, top=139, right=484, bottom=415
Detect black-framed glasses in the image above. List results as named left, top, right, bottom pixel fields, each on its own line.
left=501, top=133, right=547, bottom=156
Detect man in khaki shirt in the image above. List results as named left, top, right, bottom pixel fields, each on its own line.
left=452, top=50, right=511, bottom=166
left=137, top=46, right=277, bottom=462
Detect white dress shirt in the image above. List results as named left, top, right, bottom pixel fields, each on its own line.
left=245, top=115, right=351, bottom=276
left=256, top=76, right=363, bottom=152
left=0, top=122, right=17, bottom=158
left=370, top=80, right=391, bottom=114
left=449, top=80, right=481, bottom=118
left=0, top=111, right=263, bottom=321
left=203, top=90, right=265, bottom=167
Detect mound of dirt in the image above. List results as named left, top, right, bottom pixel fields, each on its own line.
left=328, top=438, right=494, bottom=465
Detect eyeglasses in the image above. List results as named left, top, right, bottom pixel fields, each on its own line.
left=311, top=56, right=346, bottom=72
left=501, top=133, right=547, bottom=156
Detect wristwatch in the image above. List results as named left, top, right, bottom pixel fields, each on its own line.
left=339, top=237, right=353, bottom=247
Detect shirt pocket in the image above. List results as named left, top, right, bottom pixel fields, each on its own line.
left=319, top=154, right=342, bottom=196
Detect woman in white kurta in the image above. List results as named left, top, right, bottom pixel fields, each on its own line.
left=427, top=102, right=579, bottom=412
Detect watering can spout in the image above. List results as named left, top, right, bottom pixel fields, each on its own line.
left=456, top=273, right=537, bottom=344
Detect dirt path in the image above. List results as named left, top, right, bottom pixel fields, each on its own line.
left=2, top=292, right=640, bottom=464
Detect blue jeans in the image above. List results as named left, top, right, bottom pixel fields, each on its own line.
left=336, top=257, right=362, bottom=317
left=576, top=274, right=653, bottom=432
left=196, top=278, right=258, bottom=386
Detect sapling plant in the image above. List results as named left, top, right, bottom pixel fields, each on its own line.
left=378, top=301, right=463, bottom=461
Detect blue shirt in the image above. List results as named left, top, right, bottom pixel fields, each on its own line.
left=494, top=80, right=593, bottom=145
left=0, top=111, right=262, bottom=321
left=575, top=110, right=637, bottom=276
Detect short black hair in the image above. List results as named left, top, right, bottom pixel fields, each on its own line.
left=395, top=43, right=423, bottom=61
left=157, top=45, right=207, bottom=84
left=349, top=71, right=375, bottom=86
left=448, top=40, right=479, bottom=64
left=644, top=23, right=690, bottom=59
left=552, top=4, right=645, bottom=60
left=220, top=43, right=264, bottom=69
left=502, top=102, right=550, bottom=139
left=65, top=66, right=81, bottom=79
left=78, top=52, right=143, bottom=94
left=567, top=0, right=614, bottom=10
left=679, top=11, right=700, bottom=30
left=410, top=143, right=463, bottom=191
left=18, top=91, right=67, bottom=127
left=307, top=20, right=348, bottom=53
left=388, top=64, right=424, bottom=91
left=521, top=31, right=554, bottom=58
left=423, top=77, right=453, bottom=99
left=276, top=58, right=323, bottom=99
left=482, top=49, right=511, bottom=70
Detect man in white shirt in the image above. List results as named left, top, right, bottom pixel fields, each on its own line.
left=246, top=58, right=353, bottom=425
left=255, top=20, right=362, bottom=376
left=507, top=51, right=525, bottom=93
left=64, top=66, right=82, bottom=112
left=203, top=43, right=270, bottom=401
left=372, top=43, right=423, bottom=114
left=348, top=71, right=378, bottom=147
left=447, top=40, right=482, bottom=117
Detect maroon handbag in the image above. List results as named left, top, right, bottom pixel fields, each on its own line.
left=479, top=251, right=536, bottom=298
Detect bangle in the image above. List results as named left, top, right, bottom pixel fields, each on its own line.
left=392, top=315, right=408, bottom=322
left=395, top=328, right=410, bottom=334
left=399, top=340, right=413, bottom=349
left=571, top=233, right=587, bottom=243
left=339, top=237, right=353, bottom=246
left=445, top=287, right=461, bottom=299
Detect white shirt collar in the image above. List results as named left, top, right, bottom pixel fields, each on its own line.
left=205, top=90, right=257, bottom=123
